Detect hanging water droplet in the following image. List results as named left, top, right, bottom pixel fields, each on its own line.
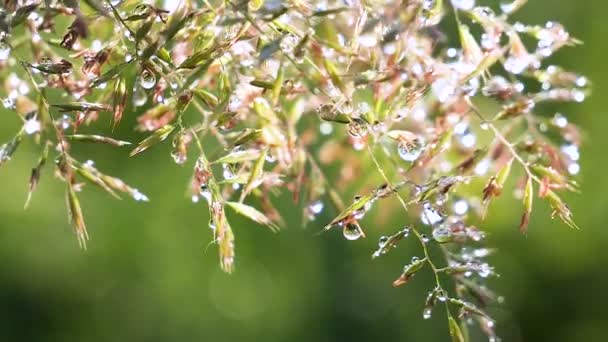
left=500, top=0, right=518, bottom=13
left=307, top=200, right=324, bottom=219
left=402, top=226, right=411, bottom=237
left=24, top=118, right=41, bottom=135
left=478, top=263, right=492, bottom=278
left=480, top=122, right=490, bottom=130
left=467, top=228, right=485, bottom=241
left=222, top=164, right=235, bottom=180
left=347, top=119, right=367, bottom=138
left=436, top=290, right=447, bottom=302
left=397, top=139, right=424, bottom=162
left=140, top=69, right=157, bottom=90
left=343, top=221, right=363, bottom=241
left=2, top=96, right=15, bottom=109
left=422, top=307, right=432, bottom=319
left=421, top=202, right=444, bottom=225
left=265, top=153, right=276, bottom=163
left=561, top=143, right=579, bottom=161
left=420, top=234, right=430, bottom=243
left=200, top=187, right=212, bottom=203
left=132, top=190, right=149, bottom=202
left=432, top=226, right=453, bottom=243
left=459, top=130, right=476, bottom=148
left=208, top=218, right=216, bottom=230
left=552, top=113, right=568, bottom=128
left=453, top=199, right=469, bottom=215
left=378, top=235, right=389, bottom=247
left=567, top=162, right=580, bottom=175
left=451, top=0, right=475, bottom=10
left=171, top=151, right=187, bottom=165
left=319, top=122, right=333, bottom=135
left=133, top=87, right=148, bottom=106
left=0, top=41, right=10, bottom=61
left=435, top=193, right=448, bottom=206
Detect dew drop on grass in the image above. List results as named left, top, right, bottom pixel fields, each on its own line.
left=378, top=235, right=388, bottom=247
left=421, top=202, right=443, bottom=225
left=343, top=222, right=363, bottom=241
left=140, top=70, right=157, bottom=90
left=432, top=226, right=453, bottom=243
left=422, top=307, right=432, bottom=319
left=133, top=87, right=148, bottom=106
left=0, top=41, right=10, bottom=61
left=451, top=0, right=475, bottom=10
left=397, top=139, right=424, bottom=162
left=308, top=200, right=324, bottom=215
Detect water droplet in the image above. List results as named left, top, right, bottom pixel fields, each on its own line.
left=467, top=228, right=485, bottom=241
left=420, top=234, right=430, bottom=243
left=480, top=122, right=489, bottom=130
left=133, top=190, right=149, bottom=202
left=208, top=218, right=216, bottom=230
left=478, top=263, right=492, bottom=278
left=343, top=222, right=363, bottom=241
left=171, top=151, right=187, bottom=165
left=347, top=120, right=367, bottom=138
left=451, top=0, right=475, bottom=10
left=308, top=200, right=324, bottom=215
left=222, top=164, right=235, bottom=180
left=133, top=87, right=148, bottom=106
left=504, top=55, right=534, bottom=75
left=24, top=118, right=41, bottom=135
left=576, top=76, right=588, bottom=87
left=378, top=235, right=389, bottom=247
left=0, top=41, right=10, bottom=61
left=453, top=200, right=469, bottom=215
left=567, top=163, right=580, bottom=175
left=561, top=143, right=580, bottom=161
left=422, top=307, right=432, bottom=319
left=459, top=131, right=476, bottom=148
left=265, top=153, right=277, bottom=163
left=552, top=113, right=568, bottom=128
left=319, top=122, right=333, bottom=135
left=421, top=202, right=444, bottom=225
left=500, top=0, right=519, bottom=13
left=402, top=226, right=411, bottom=237
left=397, top=139, right=424, bottom=162
left=2, top=96, right=15, bottom=109
left=432, top=226, right=453, bottom=243
left=140, top=69, right=157, bottom=89
left=573, top=90, right=585, bottom=102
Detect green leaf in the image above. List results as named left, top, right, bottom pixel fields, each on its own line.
left=90, top=62, right=132, bottom=88
left=448, top=317, right=466, bottom=342
left=130, top=125, right=175, bottom=157
left=65, top=134, right=131, bottom=147
left=225, top=201, right=279, bottom=232
left=51, top=102, right=111, bottom=112
left=239, top=148, right=267, bottom=202
left=213, top=149, right=262, bottom=164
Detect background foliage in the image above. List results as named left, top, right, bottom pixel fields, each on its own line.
left=0, top=0, right=606, bottom=341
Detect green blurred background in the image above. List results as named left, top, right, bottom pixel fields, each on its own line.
left=1, top=1, right=607, bottom=341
